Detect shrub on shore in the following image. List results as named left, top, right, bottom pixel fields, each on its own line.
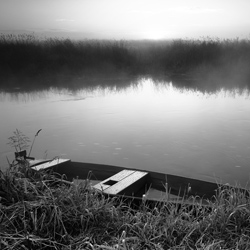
left=1, top=159, right=250, bottom=249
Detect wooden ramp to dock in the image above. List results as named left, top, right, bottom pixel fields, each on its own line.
left=31, top=159, right=70, bottom=171
left=94, top=169, right=148, bottom=196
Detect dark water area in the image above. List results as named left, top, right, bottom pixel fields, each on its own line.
left=1, top=77, right=250, bottom=187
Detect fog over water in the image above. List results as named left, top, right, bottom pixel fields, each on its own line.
left=1, top=78, right=250, bottom=186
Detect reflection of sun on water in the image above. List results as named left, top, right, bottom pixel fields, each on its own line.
left=126, top=78, right=250, bottom=109
left=133, top=78, right=198, bottom=107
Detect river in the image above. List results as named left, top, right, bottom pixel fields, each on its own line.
left=1, top=78, right=250, bottom=186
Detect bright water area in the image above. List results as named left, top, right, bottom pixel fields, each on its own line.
left=1, top=78, right=250, bottom=186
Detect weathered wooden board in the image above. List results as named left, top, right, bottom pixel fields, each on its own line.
left=94, top=170, right=134, bottom=191
left=31, top=159, right=70, bottom=171
left=94, top=169, right=148, bottom=195
left=29, top=159, right=51, bottom=167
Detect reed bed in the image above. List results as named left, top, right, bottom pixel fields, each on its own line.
left=1, top=160, right=250, bottom=249
left=1, top=34, right=250, bottom=91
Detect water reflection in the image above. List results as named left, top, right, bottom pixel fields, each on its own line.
left=1, top=78, right=250, bottom=103
left=1, top=78, right=250, bottom=186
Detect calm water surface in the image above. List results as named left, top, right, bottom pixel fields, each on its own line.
left=1, top=78, right=250, bottom=186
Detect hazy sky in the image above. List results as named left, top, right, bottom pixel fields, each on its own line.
left=0, top=0, right=250, bottom=40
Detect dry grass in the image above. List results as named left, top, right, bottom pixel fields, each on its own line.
left=1, top=160, right=250, bottom=249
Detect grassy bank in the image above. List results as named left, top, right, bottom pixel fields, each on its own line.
left=1, top=34, right=250, bottom=91
left=1, top=160, right=250, bottom=249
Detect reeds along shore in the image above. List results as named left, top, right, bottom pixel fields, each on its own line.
left=0, top=34, right=250, bottom=91
left=1, top=161, right=250, bottom=249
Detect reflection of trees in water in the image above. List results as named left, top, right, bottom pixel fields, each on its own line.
left=1, top=78, right=249, bottom=104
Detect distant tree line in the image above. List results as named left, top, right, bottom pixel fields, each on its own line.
left=1, top=34, right=250, bottom=91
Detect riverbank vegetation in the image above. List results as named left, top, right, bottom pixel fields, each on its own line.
left=1, top=34, right=250, bottom=91
left=1, top=160, right=250, bottom=249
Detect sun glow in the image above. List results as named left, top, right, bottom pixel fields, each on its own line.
left=145, top=30, right=166, bottom=40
